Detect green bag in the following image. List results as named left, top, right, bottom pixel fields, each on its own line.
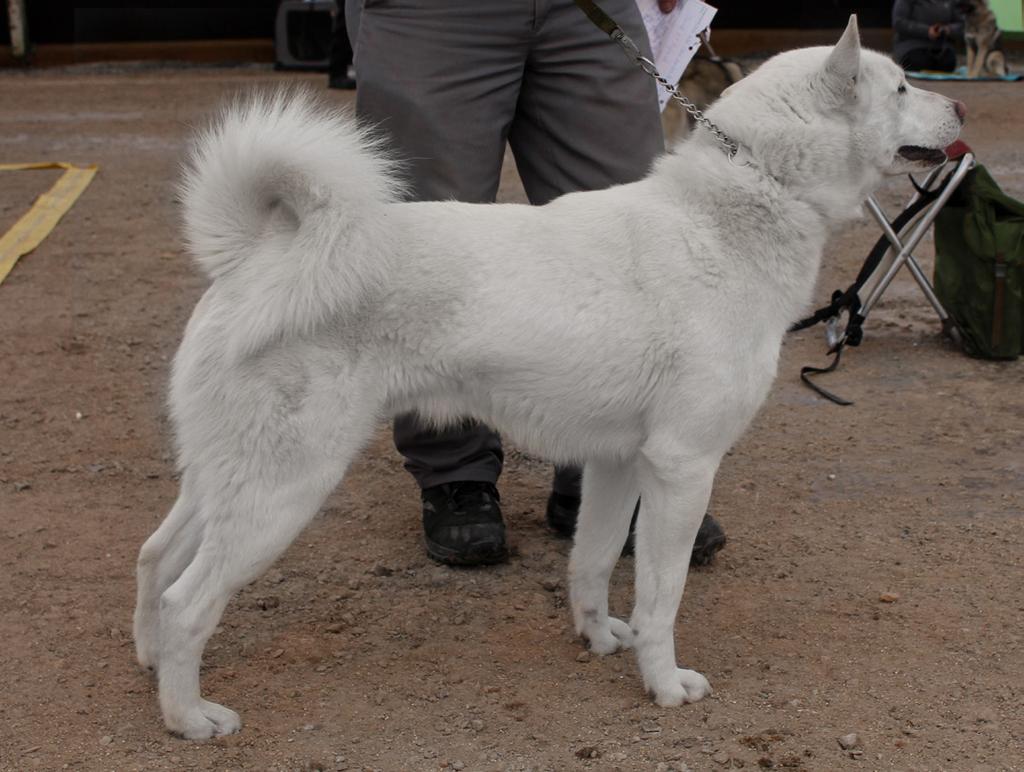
left=934, top=164, right=1024, bottom=360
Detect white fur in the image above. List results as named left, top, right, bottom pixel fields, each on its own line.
left=134, top=18, right=962, bottom=739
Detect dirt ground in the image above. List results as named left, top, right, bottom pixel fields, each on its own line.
left=1, top=58, right=1022, bottom=772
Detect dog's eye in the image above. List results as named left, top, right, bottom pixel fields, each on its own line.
left=898, top=84, right=907, bottom=94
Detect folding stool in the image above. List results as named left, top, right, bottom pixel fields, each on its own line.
left=793, top=141, right=976, bottom=404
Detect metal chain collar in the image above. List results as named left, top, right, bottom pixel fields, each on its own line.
left=610, top=28, right=741, bottom=161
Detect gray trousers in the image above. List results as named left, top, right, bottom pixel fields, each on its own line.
left=347, top=0, right=664, bottom=491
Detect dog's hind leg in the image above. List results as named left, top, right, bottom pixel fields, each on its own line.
left=155, top=469, right=341, bottom=739
left=569, top=459, right=639, bottom=655
left=154, top=414, right=372, bottom=740
left=629, top=443, right=717, bottom=707
left=988, top=50, right=1007, bottom=78
left=134, top=472, right=203, bottom=672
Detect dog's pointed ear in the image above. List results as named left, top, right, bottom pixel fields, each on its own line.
left=823, top=15, right=861, bottom=100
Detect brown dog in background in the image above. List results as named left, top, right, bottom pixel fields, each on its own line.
left=959, top=0, right=1008, bottom=78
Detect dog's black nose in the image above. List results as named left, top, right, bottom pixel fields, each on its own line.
left=954, top=100, right=967, bottom=123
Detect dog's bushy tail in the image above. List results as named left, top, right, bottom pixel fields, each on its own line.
left=180, top=90, right=404, bottom=348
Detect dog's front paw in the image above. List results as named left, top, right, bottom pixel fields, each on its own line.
left=580, top=615, right=634, bottom=656
left=166, top=699, right=241, bottom=740
left=647, top=668, right=712, bottom=707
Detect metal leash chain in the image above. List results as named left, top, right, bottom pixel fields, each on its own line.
left=610, top=27, right=739, bottom=160
left=570, top=0, right=741, bottom=160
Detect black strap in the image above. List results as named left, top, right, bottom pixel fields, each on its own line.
left=799, top=346, right=854, bottom=406
left=572, top=0, right=625, bottom=38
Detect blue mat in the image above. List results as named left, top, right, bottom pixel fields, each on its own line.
left=907, top=65, right=1022, bottom=81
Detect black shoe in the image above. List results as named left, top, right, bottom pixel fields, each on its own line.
left=689, top=512, right=727, bottom=566
left=422, top=481, right=508, bottom=566
left=545, top=491, right=580, bottom=538
left=544, top=492, right=727, bottom=566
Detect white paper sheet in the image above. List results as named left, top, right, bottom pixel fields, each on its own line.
left=635, top=0, right=718, bottom=111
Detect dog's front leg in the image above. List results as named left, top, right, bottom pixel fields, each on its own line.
left=966, top=43, right=976, bottom=78
left=629, top=448, right=715, bottom=706
left=569, top=459, right=639, bottom=654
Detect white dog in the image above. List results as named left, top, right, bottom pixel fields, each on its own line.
left=134, top=17, right=963, bottom=739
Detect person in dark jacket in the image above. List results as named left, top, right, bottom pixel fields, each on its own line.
left=892, top=0, right=965, bottom=71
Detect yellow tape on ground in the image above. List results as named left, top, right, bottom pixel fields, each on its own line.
left=0, top=162, right=98, bottom=286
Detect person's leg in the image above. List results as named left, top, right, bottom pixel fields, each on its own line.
left=349, top=0, right=528, bottom=202
left=394, top=419, right=503, bottom=489
left=514, top=0, right=724, bottom=564
left=347, top=0, right=530, bottom=563
left=514, top=0, right=661, bottom=529
left=547, top=464, right=583, bottom=536
left=509, top=0, right=663, bottom=206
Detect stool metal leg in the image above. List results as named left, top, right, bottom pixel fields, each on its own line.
left=859, top=154, right=975, bottom=321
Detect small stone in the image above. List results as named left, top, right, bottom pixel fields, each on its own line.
left=575, top=746, right=601, bottom=759
left=576, top=651, right=592, bottom=663
left=452, top=763, right=465, bottom=771
left=257, top=596, right=280, bottom=610
left=827, top=474, right=836, bottom=481
left=13, top=481, right=31, bottom=492
left=469, top=719, right=484, bottom=731
left=270, top=648, right=285, bottom=658
left=541, top=579, right=560, bottom=592
left=879, top=592, right=900, bottom=603
left=369, top=563, right=394, bottom=577
left=712, top=751, right=730, bottom=764
left=837, top=733, right=859, bottom=750
left=99, top=735, right=113, bottom=745
left=325, top=622, right=344, bottom=633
